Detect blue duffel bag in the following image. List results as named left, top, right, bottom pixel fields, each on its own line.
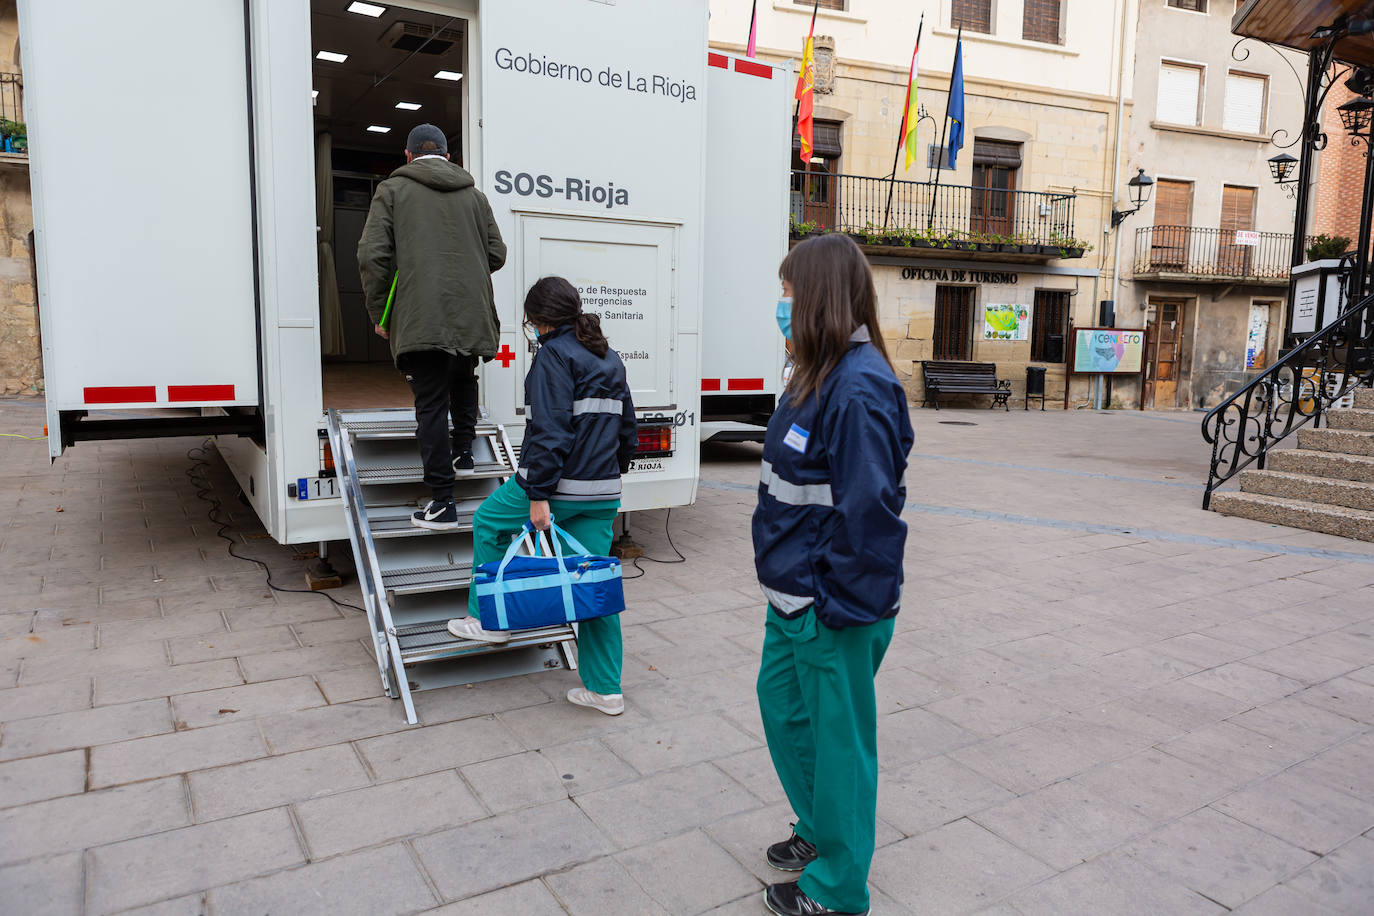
left=473, top=520, right=626, bottom=631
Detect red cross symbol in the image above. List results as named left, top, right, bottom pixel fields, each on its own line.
left=495, top=344, right=516, bottom=368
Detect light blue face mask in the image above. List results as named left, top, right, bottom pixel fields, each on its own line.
left=776, top=297, right=794, bottom=341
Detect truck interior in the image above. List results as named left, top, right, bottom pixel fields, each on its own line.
left=311, top=0, right=469, bottom=409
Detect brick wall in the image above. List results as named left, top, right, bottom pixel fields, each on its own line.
left=1022, top=0, right=1062, bottom=45
left=1313, top=81, right=1366, bottom=249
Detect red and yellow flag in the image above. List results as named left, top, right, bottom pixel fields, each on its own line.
left=795, top=32, right=816, bottom=162
left=901, top=23, right=921, bottom=171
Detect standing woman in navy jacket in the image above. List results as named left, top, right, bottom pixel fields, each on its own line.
left=447, top=277, right=637, bottom=717
left=754, top=233, right=913, bottom=916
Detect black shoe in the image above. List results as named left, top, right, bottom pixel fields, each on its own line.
left=764, top=882, right=868, bottom=916
left=411, top=498, right=459, bottom=530
left=453, top=450, right=475, bottom=475
left=767, top=831, right=818, bottom=871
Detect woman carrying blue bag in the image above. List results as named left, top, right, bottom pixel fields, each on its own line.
left=753, top=233, right=913, bottom=916
left=446, top=277, right=637, bottom=717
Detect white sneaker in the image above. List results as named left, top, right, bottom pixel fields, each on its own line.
left=446, top=616, right=511, bottom=644
left=566, top=687, right=624, bottom=716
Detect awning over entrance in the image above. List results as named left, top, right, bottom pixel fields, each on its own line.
left=1233, top=0, right=1374, bottom=67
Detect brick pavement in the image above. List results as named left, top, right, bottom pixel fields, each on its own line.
left=1, top=398, right=1373, bottom=914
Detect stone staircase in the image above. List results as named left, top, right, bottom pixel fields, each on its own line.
left=1211, top=387, right=1374, bottom=541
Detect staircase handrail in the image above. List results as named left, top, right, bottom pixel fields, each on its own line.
left=1201, top=289, right=1374, bottom=509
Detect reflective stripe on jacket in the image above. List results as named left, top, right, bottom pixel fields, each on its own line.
left=752, top=328, right=914, bottom=628
left=518, top=325, right=638, bottom=502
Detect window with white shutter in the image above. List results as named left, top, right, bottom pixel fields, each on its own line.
left=1157, top=62, right=1203, bottom=126
left=1223, top=72, right=1266, bottom=134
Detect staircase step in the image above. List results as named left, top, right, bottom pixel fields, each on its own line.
left=1297, top=426, right=1374, bottom=458
left=1269, top=448, right=1374, bottom=483
left=393, top=620, right=576, bottom=665
left=1239, top=469, right=1374, bottom=512
left=1210, top=491, right=1374, bottom=542
left=1353, top=387, right=1374, bottom=410
left=382, top=562, right=474, bottom=597
left=1326, top=408, right=1374, bottom=433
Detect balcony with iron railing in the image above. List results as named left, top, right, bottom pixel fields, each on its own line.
left=1132, top=225, right=1304, bottom=286
left=0, top=72, right=24, bottom=164
left=790, top=170, right=1083, bottom=260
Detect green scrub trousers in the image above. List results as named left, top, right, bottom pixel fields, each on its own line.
left=466, top=477, right=623, bottom=696
left=757, top=604, right=895, bottom=914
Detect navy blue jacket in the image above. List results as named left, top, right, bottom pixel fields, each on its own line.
left=752, top=329, right=914, bottom=628
left=518, top=325, right=637, bottom=502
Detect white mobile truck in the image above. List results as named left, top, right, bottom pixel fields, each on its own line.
left=20, top=0, right=790, bottom=717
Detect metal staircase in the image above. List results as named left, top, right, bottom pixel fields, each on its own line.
left=326, top=408, right=577, bottom=724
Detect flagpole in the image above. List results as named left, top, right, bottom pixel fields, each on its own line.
left=793, top=0, right=820, bottom=125
left=883, top=13, right=923, bottom=232
left=928, top=24, right=960, bottom=230
left=796, top=0, right=820, bottom=227
left=746, top=0, right=759, bottom=57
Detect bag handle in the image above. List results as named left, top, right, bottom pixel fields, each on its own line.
left=491, top=517, right=577, bottom=628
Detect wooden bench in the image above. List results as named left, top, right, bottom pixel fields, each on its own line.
left=919, top=360, right=1012, bottom=411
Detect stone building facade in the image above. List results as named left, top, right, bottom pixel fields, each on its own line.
left=1105, top=0, right=1308, bottom=411
left=709, top=0, right=1139, bottom=408
left=0, top=0, right=33, bottom=396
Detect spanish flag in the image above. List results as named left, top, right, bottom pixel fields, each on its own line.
left=795, top=28, right=816, bottom=162
left=901, top=17, right=923, bottom=172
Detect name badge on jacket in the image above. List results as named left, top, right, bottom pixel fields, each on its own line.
left=783, top=424, right=809, bottom=453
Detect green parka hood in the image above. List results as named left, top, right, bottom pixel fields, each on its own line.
left=391, top=157, right=476, bottom=193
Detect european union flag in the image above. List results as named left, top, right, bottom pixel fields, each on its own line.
left=947, top=37, right=965, bottom=170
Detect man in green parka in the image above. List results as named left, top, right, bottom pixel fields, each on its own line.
left=358, top=123, right=507, bottom=530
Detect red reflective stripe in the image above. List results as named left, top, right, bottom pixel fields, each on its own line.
left=84, top=386, right=156, bottom=404
left=708, top=52, right=728, bottom=69
left=701, top=378, right=722, bottom=392
left=733, top=58, right=772, bottom=79
left=728, top=378, right=765, bottom=391
left=168, top=385, right=236, bottom=402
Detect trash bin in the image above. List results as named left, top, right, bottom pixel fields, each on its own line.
left=1025, top=366, right=1047, bottom=411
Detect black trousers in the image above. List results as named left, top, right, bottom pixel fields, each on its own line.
left=398, top=350, right=479, bottom=501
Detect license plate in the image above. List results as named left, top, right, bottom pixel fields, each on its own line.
left=297, top=477, right=339, bottom=500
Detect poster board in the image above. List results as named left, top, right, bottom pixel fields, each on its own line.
left=982, top=304, right=1031, bottom=341
left=1069, top=327, right=1147, bottom=375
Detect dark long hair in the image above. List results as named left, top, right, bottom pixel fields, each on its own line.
left=780, top=233, right=891, bottom=402
left=523, top=276, right=610, bottom=358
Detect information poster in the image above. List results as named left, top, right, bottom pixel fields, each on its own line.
left=1246, top=303, right=1269, bottom=370
left=1072, top=328, right=1145, bottom=374
left=982, top=304, right=1031, bottom=341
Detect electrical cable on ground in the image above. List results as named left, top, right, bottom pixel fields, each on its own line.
left=621, top=508, right=688, bottom=580
left=185, top=440, right=365, bottom=614
left=0, top=433, right=46, bottom=440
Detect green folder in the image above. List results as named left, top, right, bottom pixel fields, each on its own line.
left=380, top=272, right=398, bottom=329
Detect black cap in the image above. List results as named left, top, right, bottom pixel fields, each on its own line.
left=406, top=123, right=448, bottom=156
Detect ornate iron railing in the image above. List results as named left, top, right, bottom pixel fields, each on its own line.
left=789, top=170, right=1076, bottom=246
left=1134, top=225, right=1301, bottom=281
left=1201, top=291, right=1374, bottom=509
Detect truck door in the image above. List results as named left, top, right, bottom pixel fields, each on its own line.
left=20, top=0, right=262, bottom=458
left=517, top=215, right=677, bottom=411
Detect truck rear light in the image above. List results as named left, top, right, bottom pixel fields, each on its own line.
left=636, top=423, right=674, bottom=458
left=321, top=440, right=336, bottom=475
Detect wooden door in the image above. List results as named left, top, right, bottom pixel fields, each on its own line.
left=970, top=140, right=1020, bottom=237
left=1218, top=185, right=1256, bottom=277
left=1151, top=179, right=1193, bottom=270
left=1145, top=301, right=1183, bottom=408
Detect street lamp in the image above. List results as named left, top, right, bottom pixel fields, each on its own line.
left=1111, top=168, right=1155, bottom=228
left=1339, top=98, right=1374, bottom=137
left=1268, top=152, right=1299, bottom=199
left=1337, top=96, right=1374, bottom=302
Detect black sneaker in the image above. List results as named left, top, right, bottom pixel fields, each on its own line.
left=411, top=498, right=459, bottom=530
left=766, top=831, right=818, bottom=871
left=453, top=450, right=476, bottom=475
left=764, top=882, right=868, bottom=916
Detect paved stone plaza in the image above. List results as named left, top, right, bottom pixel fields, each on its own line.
left=2, top=397, right=1374, bottom=914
